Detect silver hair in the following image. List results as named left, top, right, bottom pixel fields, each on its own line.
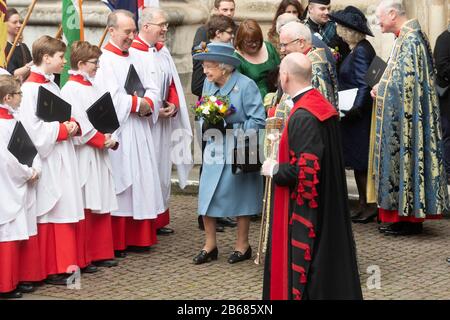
left=107, top=9, right=135, bottom=29
left=138, top=7, right=166, bottom=30
left=378, top=0, right=406, bottom=16
left=219, top=63, right=235, bottom=74
left=276, top=13, right=301, bottom=34
left=280, top=21, right=312, bottom=45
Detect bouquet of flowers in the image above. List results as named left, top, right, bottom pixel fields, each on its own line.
left=330, top=46, right=341, bottom=62
left=192, top=95, right=236, bottom=125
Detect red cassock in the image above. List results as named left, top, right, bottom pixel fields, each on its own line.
left=0, top=241, right=20, bottom=293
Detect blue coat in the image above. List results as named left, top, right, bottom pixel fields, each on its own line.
left=339, top=39, right=375, bottom=171
left=198, top=71, right=266, bottom=217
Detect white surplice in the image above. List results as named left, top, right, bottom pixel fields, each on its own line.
left=19, top=66, right=84, bottom=224
left=94, top=42, right=164, bottom=220
left=0, top=106, right=39, bottom=242
left=130, top=38, right=193, bottom=211
left=61, top=72, right=118, bottom=214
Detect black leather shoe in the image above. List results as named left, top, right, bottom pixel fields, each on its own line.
left=378, top=222, right=404, bottom=233
left=18, top=283, right=35, bottom=293
left=114, top=250, right=127, bottom=258
left=81, top=264, right=98, bottom=274
left=45, top=274, right=69, bottom=286
left=217, top=217, right=237, bottom=227
left=447, top=257, right=450, bottom=264
left=228, top=246, right=252, bottom=264
left=126, top=246, right=151, bottom=253
left=193, top=247, right=218, bottom=265
left=352, top=210, right=378, bottom=224
left=157, top=227, right=174, bottom=235
left=93, top=259, right=118, bottom=268
left=384, top=222, right=423, bottom=236
left=0, top=289, right=22, bottom=299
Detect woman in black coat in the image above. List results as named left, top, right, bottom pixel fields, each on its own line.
left=329, top=6, right=377, bottom=223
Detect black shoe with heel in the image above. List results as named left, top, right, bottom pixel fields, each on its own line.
left=193, top=247, right=218, bottom=265
left=228, top=246, right=252, bottom=264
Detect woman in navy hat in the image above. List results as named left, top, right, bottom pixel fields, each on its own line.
left=329, top=6, right=377, bottom=223
left=192, top=42, right=266, bottom=265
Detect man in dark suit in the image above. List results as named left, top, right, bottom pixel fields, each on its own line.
left=434, top=26, right=450, bottom=184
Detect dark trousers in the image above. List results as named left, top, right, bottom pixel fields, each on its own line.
left=441, top=111, right=450, bottom=177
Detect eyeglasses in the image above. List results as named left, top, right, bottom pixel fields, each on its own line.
left=147, top=22, right=169, bottom=29
left=279, top=38, right=301, bottom=49
left=243, top=39, right=261, bottom=46
left=85, top=60, right=100, bottom=66
left=222, top=29, right=234, bottom=36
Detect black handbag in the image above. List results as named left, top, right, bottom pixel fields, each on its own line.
left=232, top=135, right=262, bottom=174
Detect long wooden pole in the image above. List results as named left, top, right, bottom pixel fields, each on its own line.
left=6, top=0, right=38, bottom=66
left=98, top=26, right=109, bottom=47
left=55, top=24, right=63, bottom=40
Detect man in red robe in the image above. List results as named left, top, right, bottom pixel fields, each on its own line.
left=261, top=52, right=362, bottom=300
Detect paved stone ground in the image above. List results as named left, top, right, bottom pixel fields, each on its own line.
left=23, top=193, right=450, bottom=300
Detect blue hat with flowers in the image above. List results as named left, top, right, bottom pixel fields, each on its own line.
left=193, top=42, right=241, bottom=67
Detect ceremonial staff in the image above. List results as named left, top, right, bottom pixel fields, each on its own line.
left=6, top=0, right=38, bottom=66
left=255, top=117, right=283, bottom=265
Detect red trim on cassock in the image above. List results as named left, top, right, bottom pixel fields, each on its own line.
left=0, top=107, right=14, bottom=119
left=25, top=72, right=50, bottom=84
left=104, top=42, right=129, bottom=57
left=131, top=96, right=138, bottom=113
left=57, top=123, right=69, bottom=141
left=292, top=263, right=307, bottom=284
left=292, top=288, right=302, bottom=300
left=267, top=106, right=276, bottom=118
left=155, top=209, right=170, bottom=230
left=0, top=241, right=20, bottom=293
left=111, top=216, right=157, bottom=251
left=290, top=213, right=316, bottom=238
left=38, top=223, right=79, bottom=275
left=19, top=235, right=47, bottom=282
left=85, top=210, right=115, bottom=262
left=87, top=131, right=106, bottom=149
left=76, top=218, right=90, bottom=269
left=143, top=97, right=154, bottom=112
left=131, top=36, right=150, bottom=52
left=269, top=89, right=334, bottom=300
left=167, top=80, right=180, bottom=109
left=68, top=74, right=92, bottom=86
left=155, top=42, right=164, bottom=52
left=304, top=47, right=312, bottom=55
left=378, top=208, right=442, bottom=223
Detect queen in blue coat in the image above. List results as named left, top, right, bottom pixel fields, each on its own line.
left=329, top=6, right=377, bottom=223
left=193, top=43, right=265, bottom=265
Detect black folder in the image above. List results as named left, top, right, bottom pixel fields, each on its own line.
left=86, top=92, right=120, bottom=134
left=7, top=122, right=38, bottom=167
left=124, top=64, right=145, bottom=97
left=36, top=86, right=71, bottom=122
left=364, top=56, right=388, bottom=88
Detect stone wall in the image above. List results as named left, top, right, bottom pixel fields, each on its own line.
left=8, top=0, right=450, bottom=102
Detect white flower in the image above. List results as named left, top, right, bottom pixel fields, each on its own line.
left=202, top=108, right=210, bottom=115
left=209, top=96, right=217, bottom=103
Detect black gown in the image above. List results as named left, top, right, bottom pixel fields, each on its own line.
left=5, top=42, right=32, bottom=75
left=263, top=89, right=362, bottom=300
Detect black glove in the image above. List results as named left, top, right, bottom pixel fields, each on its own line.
left=342, top=107, right=363, bottom=122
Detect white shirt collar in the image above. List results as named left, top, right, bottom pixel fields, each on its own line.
left=292, top=86, right=314, bottom=99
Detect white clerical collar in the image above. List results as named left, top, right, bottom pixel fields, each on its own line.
left=30, top=65, right=55, bottom=83
left=292, top=86, right=313, bottom=98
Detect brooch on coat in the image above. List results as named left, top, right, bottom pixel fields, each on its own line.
left=232, top=85, right=239, bottom=93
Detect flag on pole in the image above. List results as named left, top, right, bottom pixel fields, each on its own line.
left=101, top=0, right=159, bottom=23
left=61, top=0, right=84, bottom=86
left=0, top=0, right=8, bottom=68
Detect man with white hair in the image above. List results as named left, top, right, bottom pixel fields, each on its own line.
left=261, top=53, right=362, bottom=300
left=130, top=7, right=193, bottom=236
left=368, top=0, right=449, bottom=236
left=304, top=0, right=350, bottom=68
left=276, top=13, right=335, bottom=69
left=279, top=21, right=338, bottom=109
left=94, top=10, right=164, bottom=256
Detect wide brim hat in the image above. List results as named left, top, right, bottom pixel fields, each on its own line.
left=193, top=42, right=241, bottom=67
left=329, top=6, right=374, bottom=37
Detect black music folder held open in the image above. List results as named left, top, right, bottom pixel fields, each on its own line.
left=364, top=56, right=388, bottom=88
left=7, top=122, right=38, bottom=167
left=124, top=64, right=145, bottom=97
left=86, top=92, right=120, bottom=134
left=36, top=86, right=71, bottom=122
